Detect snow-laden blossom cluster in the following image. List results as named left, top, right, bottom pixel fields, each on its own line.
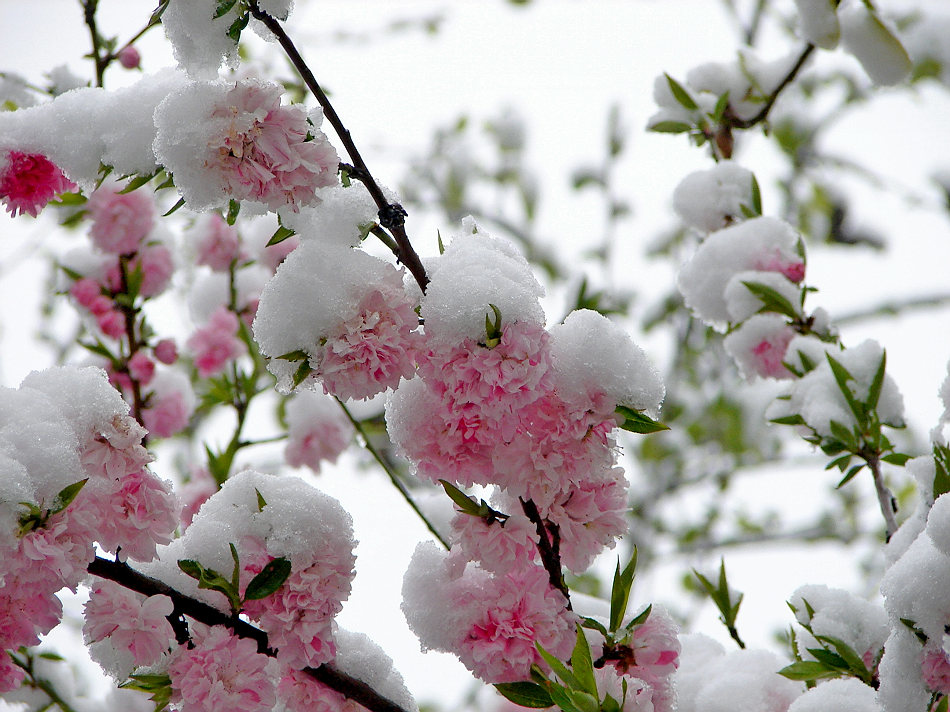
left=0, top=366, right=178, bottom=692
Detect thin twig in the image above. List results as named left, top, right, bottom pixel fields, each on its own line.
left=731, top=44, right=816, bottom=130
left=87, top=556, right=411, bottom=712
left=867, top=454, right=899, bottom=542
left=520, top=498, right=571, bottom=608
left=247, top=1, right=429, bottom=292
left=334, top=398, right=451, bottom=550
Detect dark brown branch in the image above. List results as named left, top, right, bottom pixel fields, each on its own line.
left=248, top=2, right=429, bottom=293
left=731, top=44, right=816, bottom=130
left=87, top=556, right=411, bottom=712
left=520, top=498, right=571, bottom=609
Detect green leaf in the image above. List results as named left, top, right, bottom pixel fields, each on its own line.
left=213, top=0, right=239, bottom=18
left=777, top=660, right=838, bottom=682
left=244, top=557, right=292, bottom=601
left=828, top=420, right=856, bottom=450
left=750, top=174, right=762, bottom=215
left=825, top=454, right=852, bottom=472
left=770, top=414, right=807, bottom=426
left=815, top=634, right=872, bottom=683
left=535, top=642, right=579, bottom=690
left=291, top=359, right=312, bottom=389
left=835, top=464, right=864, bottom=489
left=493, top=682, right=554, bottom=709
left=866, top=350, right=887, bottom=411
left=648, top=120, right=692, bottom=134
left=900, top=617, right=928, bottom=645
left=437, top=230, right=446, bottom=255
left=119, top=172, right=157, bottom=194
left=484, top=304, right=503, bottom=347
left=665, top=73, right=698, bottom=111
left=624, top=604, right=652, bottom=631
left=546, top=683, right=582, bottom=712
left=826, top=354, right=865, bottom=425
left=177, top=559, right=203, bottom=580
left=52, top=191, right=87, bottom=206
left=934, top=444, right=950, bottom=498
left=710, top=91, right=730, bottom=122
left=580, top=617, right=608, bottom=637
left=276, top=349, right=309, bottom=362
left=567, top=690, right=600, bottom=712
left=163, top=196, right=186, bottom=216
left=255, top=488, right=267, bottom=512
left=570, top=626, right=598, bottom=697
left=740, top=281, right=800, bottom=319
left=226, top=198, right=241, bottom=226
left=50, top=479, right=89, bottom=514
left=615, top=406, right=669, bottom=434
left=439, top=480, right=481, bottom=516
left=267, top=224, right=296, bottom=246
left=226, top=11, right=249, bottom=42
left=229, top=542, right=241, bottom=589
left=806, top=647, right=848, bottom=670
left=609, top=549, right=638, bottom=632
left=881, top=452, right=911, bottom=466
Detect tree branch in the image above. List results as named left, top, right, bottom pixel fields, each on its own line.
left=730, top=43, right=816, bottom=130
left=247, top=1, right=429, bottom=293
left=520, top=498, right=571, bottom=609
left=87, top=556, right=412, bottom=712
left=866, top=454, right=899, bottom=542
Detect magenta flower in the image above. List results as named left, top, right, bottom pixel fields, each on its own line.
left=0, top=150, right=75, bottom=217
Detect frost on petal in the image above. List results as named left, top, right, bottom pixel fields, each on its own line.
left=672, top=161, right=755, bottom=234
left=421, top=219, right=545, bottom=345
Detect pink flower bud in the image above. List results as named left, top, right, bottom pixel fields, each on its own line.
left=117, top=46, right=141, bottom=69
left=153, top=338, right=178, bottom=365
left=128, top=351, right=155, bottom=385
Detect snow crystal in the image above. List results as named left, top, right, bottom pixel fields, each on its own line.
left=793, top=0, right=841, bottom=49
left=334, top=628, right=418, bottom=712
left=420, top=218, right=545, bottom=344
left=672, top=161, right=755, bottom=234
left=548, top=309, right=664, bottom=416
left=787, top=677, right=877, bottom=712
left=839, top=5, right=912, bottom=86
left=878, top=626, right=930, bottom=712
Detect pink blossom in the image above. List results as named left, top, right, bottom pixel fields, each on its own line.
left=79, top=413, right=151, bottom=480
left=0, top=150, right=75, bottom=217
left=195, top=214, right=243, bottom=271
left=260, top=235, right=299, bottom=272
left=242, top=549, right=354, bottom=669
left=142, top=388, right=191, bottom=438
left=459, top=565, right=576, bottom=683
left=16, top=510, right=96, bottom=591
left=180, top=468, right=217, bottom=529
left=449, top=509, right=538, bottom=575
left=83, top=581, right=174, bottom=667
left=278, top=667, right=362, bottom=712
left=923, top=647, right=950, bottom=695
left=607, top=606, right=680, bottom=712
left=206, top=82, right=340, bottom=212
left=284, top=391, right=353, bottom=473
left=97, top=307, right=126, bottom=340
left=750, top=335, right=794, bottom=378
left=317, top=275, right=422, bottom=400
left=87, top=186, right=155, bottom=255
left=169, top=624, right=276, bottom=712
left=594, top=668, right=656, bottom=712
left=0, top=585, right=63, bottom=649
left=70, top=277, right=102, bottom=309
left=91, top=469, right=179, bottom=561
left=105, top=244, right=174, bottom=298
left=117, top=46, right=141, bottom=69
left=187, top=306, right=247, bottom=378
left=754, top=252, right=805, bottom=283
left=154, top=338, right=178, bottom=365
left=128, top=351, right=155, bottom=385
left=0, top=652, right=25, bottom=693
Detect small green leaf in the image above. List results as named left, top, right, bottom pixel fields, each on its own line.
left=624, top=604, right=652, bottom=631
left=806, top=647, right=848, bottom=670
left=609, top=549, right=638, bottom=633
left=244, top=557, right=292, bottom=601
left=648, top=120, right=692, bottom=134
left=570, top=626, right=598, bottom=697
left=255, top=488, right=267, bottom=512
left=825, top=454, right=852, bottom=472
left=835, top=464, right=864, bottom=489
left=750, top=174, right=762, bottom=216
left=814, top=634, right=872, bottom=683
left=119, top=172, right=158, bottom=194
left=50, top=478, right=89, bottom=514
left=178, top=559, right=203, bottom=580
left=826, top=354, right=865, bottom=425
left=229, top=542, right=241, bottom=589
left=493, top=682, right=554, bottom=709
left=615, top=406, right=669, bottom=434
left=665, top=73, right=698, bottom=111
left=535, top=642, right=579, bottom=690
left=438, top=480, right=482, bottom=517
left=213, top=0, right=239, bottom=19
left=740, top=281, right=800, bottom=319
left=163, top=196, right=186, bottom=216
left=52, top=191, right=87, bottom=206
left=711, top=91, right=730, bottom=122
left=267, top=224, right=296, bottom=246
left=777, top=660, right=838, bottom=682
left=226, top=199, right=241, bottom=226
left=580, top=617, right=608, bottom=637
left=291, top=359, right=312, bottom=389
left=866, top=350, right=887, bottom=410
left=770, top=414, right=807, bottom=427
left=546, top=683, right=582, bottom=712
left=226, top=11, right=249, bottom=42
left=567, top=690, right=600, bottom=712
left=881, top=452, right=911, bottom=466
left=437, top=230, right=446, bottom=255
left=276, top=349, right=309, bottom=362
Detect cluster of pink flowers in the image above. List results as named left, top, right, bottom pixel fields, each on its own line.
left=0, top=149, right=75, bottom=217
left=87, top=184, right=156, bottom=255
left=187, top=305, right=247, bottom=378
left=0, top=368, right=180, bottom=692
left=83, top=581, right=175, bottom=669
left=277, top=667, right=365, bottom=712
left=284, top=390, right=353, bottom=473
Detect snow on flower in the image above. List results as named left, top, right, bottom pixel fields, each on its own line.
left=672, top=161, right=755, bottom=234
left=254, top=243, right=421, bottom=398
left=153, top=79, right=339, bottom=213
left=284, top=390, right=353, bottom=473
left=86, top=184, right=155, bottom=255
left=922, top=646, right=950, bottom=695
left=723, top=314, right=796, bottom=380
left=0, top=149, right=75, bottom=217
left=448, top=506, right=538, bottom=576
left=678, top=217, right=805, bottom=330
left=187, top=306, right=247, bottom=378
left=83, top=581, right=175, bottom=670
left=168, top=623, right=277, bottom=712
